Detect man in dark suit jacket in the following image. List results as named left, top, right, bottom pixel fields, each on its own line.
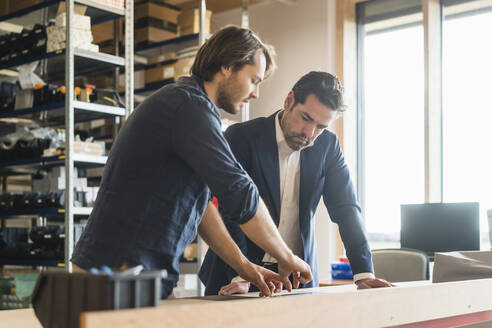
left=199, top=71, right=391, bottom=295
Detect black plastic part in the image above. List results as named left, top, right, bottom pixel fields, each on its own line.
left=31, top=270, right=166, bottom=328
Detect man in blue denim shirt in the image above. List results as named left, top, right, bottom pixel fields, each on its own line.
left=72, top=26, right=312, bottom=298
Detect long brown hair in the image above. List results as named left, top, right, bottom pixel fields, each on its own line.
left=191, top=25, right=277, bottom=81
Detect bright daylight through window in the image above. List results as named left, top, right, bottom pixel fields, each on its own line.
left=442, top=4, right=492, bottom=248
left=357, top=0, right=492, bottom=249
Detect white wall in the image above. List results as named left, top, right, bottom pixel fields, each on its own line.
left=212, top=0, right=339, bottom=280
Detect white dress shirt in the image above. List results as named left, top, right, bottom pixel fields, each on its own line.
left=233, top=111, right=374, bottom=284
left=262, top=112, right=304, bottom=262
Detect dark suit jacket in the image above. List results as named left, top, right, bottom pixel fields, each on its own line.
left=199, top=112, right=373, bottom=295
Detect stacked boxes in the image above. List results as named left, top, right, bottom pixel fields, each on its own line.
left=174, top=57, right=194, bottom=80
left=178, top=8, right=212, bottom=36
left=134, top=1, right=181, bottom=46
left=47, top=13, right=99, bottom=52
left=144, top=51, right=175, bottom=84
left=0, top=2, right=9, bottom=16
left=8, top=0, right=45, bottom=13
left=91, top=19, right=123, bottom=46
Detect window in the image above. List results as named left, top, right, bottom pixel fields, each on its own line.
left=357, top=0, right=424, bottom=246
left=356, top=0, right=492, bottom=249
left=442, top=1, right=492, bottom=248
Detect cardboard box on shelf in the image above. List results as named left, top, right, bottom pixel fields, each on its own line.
left=46, top=25, right=94, bottom=52
left=73, top=141, right=105, bottom=156
left=0, top=1, right=10, bottom=16
left=135, top=26, right=177, bottom=44
left=89, top=75, right=114, bottom=90
left=145, top=63, right=175, bottom=84
left=91, top=18, right=124, bottom=44
left=135, top=1, right=180, bottom=23
left=8, top=0, right=44, bottom=13
left=178, top=8, right=212, bottom=36
left=90, top=118, right=115, bottom=138
left=160, top=0, right=190, bottom=6
left=176, top=46, right=198, bottom=59
left=174, top=57, right=194, bottom=80
left=135, top=16, right=178, bottom=33
left=147, top=51, right=177, bottom=65
left=56, top=2, right=87, bottom=16
left=55, top=12, right=91, bottom=29
left=118, top=70, right=145, bottom=92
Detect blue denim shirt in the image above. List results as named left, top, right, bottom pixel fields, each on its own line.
left=72, top=75, right=259, bottom=297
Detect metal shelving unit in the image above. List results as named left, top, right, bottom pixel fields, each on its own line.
left=0, top=101, right=125, bottom=126
left=64, top=0, right=134, bottom=272
left=0, top=0, right=122, bottom=24
left=0, top=155, right=106, bottom=177
left=133, top=34, right=200, bottom=104
left=0, top=207, right=93, bottom=219
left=135, top=33, right=199, bottom=53
left=0, top=0, right=134, bottom=271
left=0, top=48, right=125, bottom=71
left=0, top=258, right=64, bottom=268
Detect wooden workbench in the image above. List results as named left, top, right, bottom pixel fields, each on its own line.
left=80, top=279, right=492, bottom=328
left=4, top=280, right=492, bottom=328
left=0, top=308, right=41, bottom=328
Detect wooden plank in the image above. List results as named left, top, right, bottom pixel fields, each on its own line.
left=423, top=0, right=442, bottom=203
left=0, top=309, right=42, bottom=328
left=81, top=279, right=492, bottom=328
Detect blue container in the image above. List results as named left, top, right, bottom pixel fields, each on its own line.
left=331, top=262, right=353, bottom=280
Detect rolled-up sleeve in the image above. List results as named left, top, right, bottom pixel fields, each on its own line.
left=171, top=95, right=259, bottom=224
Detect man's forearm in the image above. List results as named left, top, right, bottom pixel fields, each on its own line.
left=239, top=198, right=294, bottom=264
left=198, top=202, right=249, bottom=272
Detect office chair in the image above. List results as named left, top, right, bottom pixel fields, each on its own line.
left=372, top=248, right=430, bottom=282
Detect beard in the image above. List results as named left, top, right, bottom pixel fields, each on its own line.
left=284, top=133, right=313, bottom=151
left=281, top=109, right=314, bottom=151
left=216, top=74, right=244, bottom=114
left=216, top=86, right=238, bottom=114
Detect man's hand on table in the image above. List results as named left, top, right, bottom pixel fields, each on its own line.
left=222, top=254, right=312, bottom=297
left=278, top=254, right=313, bottom=291
left=236, top=262, right=283, bottom=297
left=355, top=277, right=394, bottom=289
left=219, top=281, right=250, bottom=295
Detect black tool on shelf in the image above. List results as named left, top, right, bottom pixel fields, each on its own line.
left=0, top=192, right=66, bottom=211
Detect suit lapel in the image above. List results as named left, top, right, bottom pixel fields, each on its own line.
left=256, top=114, right=281, bottom=224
